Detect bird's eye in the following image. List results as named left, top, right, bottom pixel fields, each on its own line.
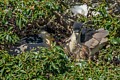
left=15, top=49, right=20, bottom=53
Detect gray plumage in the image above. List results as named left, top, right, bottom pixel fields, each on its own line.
left=64, top=22, right=109, bottom=61
left=8, top=31, right=52, bottom=55
left=64, top=26, right=91, bottom=61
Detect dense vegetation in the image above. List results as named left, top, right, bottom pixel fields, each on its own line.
left=0, top=0, right=120, bottom=79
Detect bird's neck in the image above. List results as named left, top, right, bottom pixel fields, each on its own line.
left=69, top=31, right=77, bottom=52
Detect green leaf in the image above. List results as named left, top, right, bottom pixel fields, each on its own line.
left=6, top=35, right=9, bottom=41
left=20, top=70, right=26, bottom=73
left=110, top=37, right=120, bottom=45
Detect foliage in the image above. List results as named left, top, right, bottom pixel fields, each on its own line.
left=0, top=27, right=19, bottom=44
left=0, top=0, right=65, bottom=45
left=0, top=46, right=120, bottom=79
left=0, top=0, right=120, bottom=80
left=0, top=46, right=71, bottom=79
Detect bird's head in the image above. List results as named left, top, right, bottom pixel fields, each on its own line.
left=72, top=22, right=83, bottom=43
left=73, top=22, right=83, bottom=35
left=39, top=31, right=55, bottom=47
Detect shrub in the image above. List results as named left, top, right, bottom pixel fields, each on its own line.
left=0, top=0, right=120, bottom=79
left=0, top=46, right=72, bottom=79
left=1, top=46, right=119, bottom=79
left=0, top=0, right=65, bottom=45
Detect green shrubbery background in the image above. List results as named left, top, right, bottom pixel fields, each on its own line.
left=0, top=0, right=65, bottom=45
left=0, top=0, right=120, bottom=79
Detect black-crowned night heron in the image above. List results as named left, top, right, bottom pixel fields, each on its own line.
left=8, top=31, right=54, bottom=55
left=64, top=22, right=109, bottom=61
left=64, top=22, right=90, bottom=61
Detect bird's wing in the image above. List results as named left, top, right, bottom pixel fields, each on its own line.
left=83, top=28, right=109, bottom=54
left=93, top=28, right=109, bottom=41
left=84, top=38, right=99, bottom=48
